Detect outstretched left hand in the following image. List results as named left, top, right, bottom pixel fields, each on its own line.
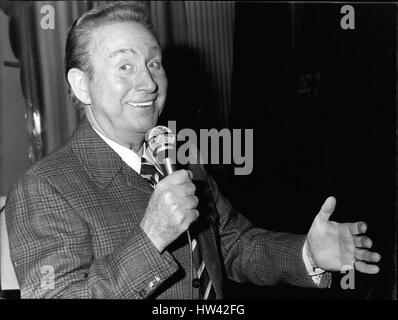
left=306, top=196, right=381, bottom=274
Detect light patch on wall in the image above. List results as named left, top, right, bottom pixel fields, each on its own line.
left=0, top=10, right=30, bottom=195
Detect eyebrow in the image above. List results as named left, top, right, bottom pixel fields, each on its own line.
left=148, top=46, right=161, bottom=57
left=108, top=48, right=137, bottom=58
left=108, top=46, right=161, bottom=59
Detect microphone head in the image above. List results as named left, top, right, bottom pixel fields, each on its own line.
left=145, top=126, right=178, bottom=175
left=145, top=126, right=176, bottom=156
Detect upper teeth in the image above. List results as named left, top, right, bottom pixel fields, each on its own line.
left=128, top=101, right=153, bottom=107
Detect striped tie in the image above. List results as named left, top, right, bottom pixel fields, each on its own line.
left=191, top=238, right=216, bottom=299
left=140, top=157, right=161, bottom=188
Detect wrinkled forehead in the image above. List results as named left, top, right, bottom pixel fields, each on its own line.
left=87, top=21, right=161, bottom=63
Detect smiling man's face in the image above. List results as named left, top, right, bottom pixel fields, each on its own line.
left=86, top=21, right=167, bottom=149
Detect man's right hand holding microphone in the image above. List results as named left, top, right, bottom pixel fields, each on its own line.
left=139, top=169, right=199, bottom=253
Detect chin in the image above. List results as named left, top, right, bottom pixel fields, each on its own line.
left=134, top=119, right=158, bottom=135
left=127, top=107, right=160, bottom=132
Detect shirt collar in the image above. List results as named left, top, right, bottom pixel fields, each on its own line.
left=91, top=125, right=144, bottom=174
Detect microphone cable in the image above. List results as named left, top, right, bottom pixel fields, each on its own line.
left=186, top=229, right=193, bottom=300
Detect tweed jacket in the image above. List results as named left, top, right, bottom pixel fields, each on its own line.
left=5, top=117, right=329, bottom=299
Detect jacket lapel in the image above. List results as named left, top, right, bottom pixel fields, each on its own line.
left=70, top=116, right=153, bottom=195
left=122, top=162, right=154, bottom=195
left=71, top=116, right=124, bottom=189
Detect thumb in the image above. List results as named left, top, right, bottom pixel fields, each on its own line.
left=317, top=196, right=336, bottom=223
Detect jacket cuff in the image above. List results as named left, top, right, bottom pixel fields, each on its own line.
left=106, top=225, right=179, bottom=298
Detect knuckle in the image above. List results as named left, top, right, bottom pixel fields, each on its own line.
left=180, top=169, right=189, bottom=178
left=187, top=210, right=199, bottom=223
left=185, top=182, right=195, bottom=194
left=174, top=211, right=185, bottom=225
left=163, top=191, right=173, bottom=202
left=188, top=210, right=199, bottom=223
left=187, top=196, right=197, bottom=209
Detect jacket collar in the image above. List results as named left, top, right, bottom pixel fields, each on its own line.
left=70, top=116, right=137, bottom=190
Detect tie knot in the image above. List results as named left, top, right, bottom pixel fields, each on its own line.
left=140, top=157, right=158, bottom=176
left=140, top=157, right=162, bottom=187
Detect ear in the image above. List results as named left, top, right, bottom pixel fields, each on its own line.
left=67, top=68, right=92, bottom=105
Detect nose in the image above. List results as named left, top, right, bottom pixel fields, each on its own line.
left=135, top=67, right=157, bottom=93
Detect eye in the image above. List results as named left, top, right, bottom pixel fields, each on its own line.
left=119, top=63, right=133, bottom=72
left=148, top=61, right=162, bottom=71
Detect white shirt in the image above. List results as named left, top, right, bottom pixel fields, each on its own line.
left=92, top=126, right=161, bottom=174
left=91, top=124, right=324, bottom=285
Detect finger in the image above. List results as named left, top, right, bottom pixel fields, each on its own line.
left=348, top=221, right=367, bottom=235
left=354, top=260, right=380, bottom=274
left=189, top=209, right=199, bottom=221
left=180, top=195, right=199, bottom=210
left=161, top=170, right=192, bottom=186
left=317, top=196, right=336, bottom=222
left=172, top=183, right=196, bottom=197
left=182, top=209, right=200, bottom=230
left=353, top=236, right=372, bottom=248
left=354, top=249, right=381, bottom=263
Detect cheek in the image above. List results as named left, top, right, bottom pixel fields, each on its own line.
left=110, top=76, right=131, bottom=96
left=160, top=74, right=168, bottom=92
left=156, top=74, right=168, bottom=101
left=156, top=84, right=167, bottom=114
left=95, top=77, right=130, bottom=103
left=153, top=69, right=167, bottom=90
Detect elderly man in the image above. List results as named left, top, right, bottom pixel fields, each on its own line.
left=5, top=2, right=380, bottom=299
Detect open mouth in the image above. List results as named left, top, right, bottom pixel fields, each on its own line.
left=127, top=100, right=154, bottom=108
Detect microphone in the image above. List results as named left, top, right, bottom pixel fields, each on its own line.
left=145, top=126, right=197, bottom=298
left=145, top=126, right=179, bottom=176
left=145, top=126, right=218, bottom=225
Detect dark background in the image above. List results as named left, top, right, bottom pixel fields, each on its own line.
left=164, top=3, right=396, bottom=299
left=229, top=3, right=396, bottom=299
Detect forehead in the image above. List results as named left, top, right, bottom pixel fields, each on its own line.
left=89, top=21, right=160, bottom=58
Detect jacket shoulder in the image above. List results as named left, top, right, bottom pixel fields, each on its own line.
left=10, top=140, right=89, bottom=198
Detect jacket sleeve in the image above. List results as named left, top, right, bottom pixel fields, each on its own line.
left=200, top=166, right=331, bottom=288
left=5, top=174, right=179, bottom=299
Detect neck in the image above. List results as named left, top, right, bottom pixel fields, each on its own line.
left=84, top=107, right=145, bottom=156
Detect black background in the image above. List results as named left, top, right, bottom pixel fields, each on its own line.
left=225, top=3, right=396, bottom=299
left=162, top=3, right=396, bottom=300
